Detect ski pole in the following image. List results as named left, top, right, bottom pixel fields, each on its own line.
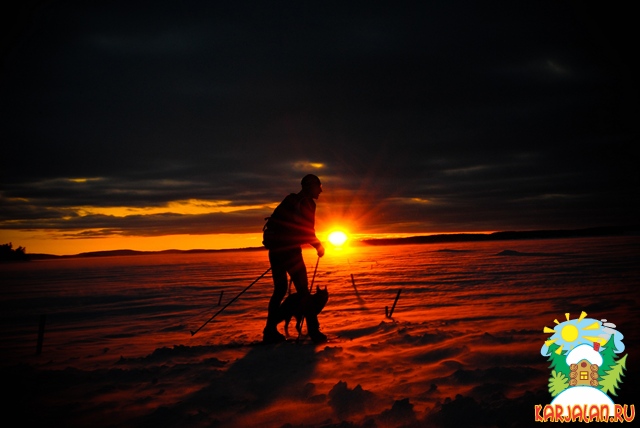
left=309, top=255, right=320, bottom=292
left=190, top=267, right=272, bottom=336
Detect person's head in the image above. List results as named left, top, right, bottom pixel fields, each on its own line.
left=301, top=174, right=322, bottom=199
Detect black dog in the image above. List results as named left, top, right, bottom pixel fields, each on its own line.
left=278, top=285, right=329, bottom=337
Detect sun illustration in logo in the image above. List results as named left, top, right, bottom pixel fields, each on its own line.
left=542, top=311, right=610, bottom=355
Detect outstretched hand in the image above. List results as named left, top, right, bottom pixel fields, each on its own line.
left=317, top=244, right=325, bottom=257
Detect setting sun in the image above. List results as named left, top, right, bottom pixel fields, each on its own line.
left=327, top=230, right=348, bottom=247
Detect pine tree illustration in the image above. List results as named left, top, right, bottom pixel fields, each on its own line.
left=548, top=370, right=569, bottom=397
left=599, top=336, right=618, bottom=381
left=599, top=354, right=627, bottom=396
left=546, top=343, right=570, bottom=377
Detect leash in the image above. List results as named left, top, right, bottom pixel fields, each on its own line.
left=298, top=255, right=320, bottom=341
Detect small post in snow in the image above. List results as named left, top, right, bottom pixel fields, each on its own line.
left=385, top=289, right=402, bottom=319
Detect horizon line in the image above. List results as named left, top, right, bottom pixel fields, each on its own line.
left=20, top=225, right=637, bottom=259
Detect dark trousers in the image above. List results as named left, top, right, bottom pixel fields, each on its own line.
left=266, top=247, right=319, bottom=332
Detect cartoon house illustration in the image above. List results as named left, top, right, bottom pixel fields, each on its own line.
left=566, top=343, right=602, bottom=387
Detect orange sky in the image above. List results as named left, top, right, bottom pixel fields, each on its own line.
left=1, top=226, right=392, bottom=256
left=0, top=230, right=264, bottom=255
left=0, top=192, right=435, bottom=255
left=0, top=225, right=437, bottom=256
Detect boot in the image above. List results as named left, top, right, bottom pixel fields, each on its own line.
left=305, top=313, right=327, bottom=344
left=309, top=329, right=327, bottom=344
left=263, top=324, right=285, bottom=344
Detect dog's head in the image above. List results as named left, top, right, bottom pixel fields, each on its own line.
left=313, top=285, right=329, bottom=312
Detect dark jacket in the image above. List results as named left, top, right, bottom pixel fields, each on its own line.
left=263, top=192, right=321, bottom=250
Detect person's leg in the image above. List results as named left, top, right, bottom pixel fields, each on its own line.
left=285, top=248, right=309, bottom=296
left=264, top=250, right=288, bottom=342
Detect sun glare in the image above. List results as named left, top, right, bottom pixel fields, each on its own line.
left=327, top=230, right=348, bottom=247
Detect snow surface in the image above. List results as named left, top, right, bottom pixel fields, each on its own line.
left=551, top=386, right=614, bottom=410
left=565, top=343, right=603, bottom=366
left=1, top=236, right=639, bottom=427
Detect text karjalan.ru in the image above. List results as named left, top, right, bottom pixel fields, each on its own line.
left=535, top=404, right=635, bottom=423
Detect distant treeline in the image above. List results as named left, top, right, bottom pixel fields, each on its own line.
left=359, top=226, right=637, bottom=246
left=27, top=246, right=266, bottom=260
left=0, top=243, right=28, bottom=262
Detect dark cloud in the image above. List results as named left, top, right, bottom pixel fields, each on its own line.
left=1, top=1, right=637, bottom=241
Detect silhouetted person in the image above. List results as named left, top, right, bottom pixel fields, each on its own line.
left=262, top=174, right=326, bottom=344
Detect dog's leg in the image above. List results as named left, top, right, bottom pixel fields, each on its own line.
left=284, top=316, right=292, bottom=337
left=295, top=315, right=303, bottom=336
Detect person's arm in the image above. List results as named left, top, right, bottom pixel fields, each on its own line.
left=299, top=198, right=324, bottom=256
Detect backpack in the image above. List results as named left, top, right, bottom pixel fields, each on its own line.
left=262, top=193, right=307, bottom=249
